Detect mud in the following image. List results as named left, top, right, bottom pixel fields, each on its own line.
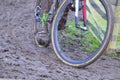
left=0, top=0, right=120, bottom=80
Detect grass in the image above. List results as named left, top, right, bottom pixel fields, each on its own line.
left=65, top=21, right=100, bottom=53
left=79, top=32, right=100, bottom=52
left=41, top=13, right=48, bottom=27
left=117, top=35, right=120, bottom=49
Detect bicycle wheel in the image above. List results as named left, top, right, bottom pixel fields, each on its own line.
left=51, top=0, right=113, bottom=67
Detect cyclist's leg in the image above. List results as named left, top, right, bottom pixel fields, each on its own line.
left=58, top=3, right=71, bottom=30
left=34, top=0, right=53, bottom=47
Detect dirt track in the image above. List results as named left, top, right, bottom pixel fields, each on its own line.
left=0, top=0, right=120, bottom=80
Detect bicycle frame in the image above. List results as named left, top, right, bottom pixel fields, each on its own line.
left=48, top=0, right=87, bottom=29
left=35, top=0, right=113, bottom=67
left=82, top=0, right=87, bottom=26
left=35, top=0, right=87, bottom=31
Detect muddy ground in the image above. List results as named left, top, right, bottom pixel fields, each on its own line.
left=0, top=0, right=120, bottom=80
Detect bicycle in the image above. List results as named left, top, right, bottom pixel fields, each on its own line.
left=34, top=0, right=113, bottom=67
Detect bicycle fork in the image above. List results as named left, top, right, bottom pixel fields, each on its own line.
left=75, top=0, right=87, bottom=31
left=35, top=0, right=56, bottom=33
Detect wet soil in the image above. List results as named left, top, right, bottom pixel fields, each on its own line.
left=0, top=0, right=120, bottom=80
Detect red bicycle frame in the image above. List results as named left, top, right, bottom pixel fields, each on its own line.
left=82, top=0, right=87, bottom=26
